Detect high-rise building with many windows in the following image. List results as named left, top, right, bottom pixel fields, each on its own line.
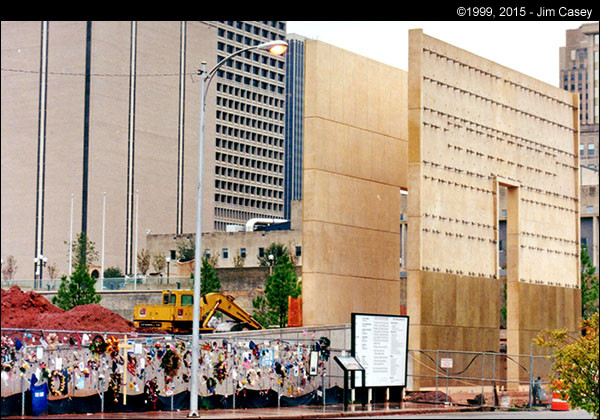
left=560, top=22, right=599, bottom=271
left=1, top=21, right=289, bottom=281
left=213, top=21, right=288, bottom=231
left=559, top=22, right=599, bottom=169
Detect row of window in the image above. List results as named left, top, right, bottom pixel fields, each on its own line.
left=217, top=69, right=285, bottom=95
left=219, top=21, right=286, bottom=40
left=215, top=179, right=283, bottom=199
left=215, top=165, right=284, bottom=186
left=216, top=148, right=282, bottom=166
left=218, top=96, right=283, bottom=118
left=203, top=245, right=300, bottom=261
left=215, top=153, right=284, bottom=174
left=216, top=122, right=284, bottom=139
left=216, top=83, right=284, bottom=108
left=214, top=207, right=280, bottom=223
left=215, top=193, right=283, bottom=210
left=218, top=103, right=283, bottom=123
left=217, top=110, right=283, bottom=130
left=216, top=137, right=282, bottom=155
left=580, top=143, right=596, bottom=155
left=217, top=56, right=286, bottom=81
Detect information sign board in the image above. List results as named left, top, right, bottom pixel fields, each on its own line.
left=352, top=313, right=409, bottom=387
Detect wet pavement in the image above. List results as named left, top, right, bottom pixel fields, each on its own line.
left=3, top=402, right=486, bottom=419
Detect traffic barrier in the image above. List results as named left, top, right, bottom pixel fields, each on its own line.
left=551, top=391, right=569, bottom=411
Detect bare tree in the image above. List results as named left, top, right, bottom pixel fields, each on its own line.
left=137, top=249, right=151, bottom=275
left=233, top=251, right=245, bottom=268
left=152, top=252, right=166, bottom=273
left=2, top=255, right=17, bottom=282
left=47, top=262, right=59, bottom=279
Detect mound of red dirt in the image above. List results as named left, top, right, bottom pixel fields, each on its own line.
left=1, top=286, right=134, bottom=332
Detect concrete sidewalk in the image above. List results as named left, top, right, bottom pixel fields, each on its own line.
left=4, top=402, right=488, bottom=419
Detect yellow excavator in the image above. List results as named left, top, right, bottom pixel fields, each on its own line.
left=133, top=290, right=263, bottom=334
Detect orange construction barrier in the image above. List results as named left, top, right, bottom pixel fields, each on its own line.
left=551, top=391, right=569, bottom=411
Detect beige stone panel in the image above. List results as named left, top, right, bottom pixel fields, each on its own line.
left=407, top=270, right=422, bottom=326
left=303, top=170, right=400, bottom=234
left=303, top=118, right=406, bottom=188
left=304, top=40, right=407, bottom=141
left=303, top=220, right=399, bottom=282
left=302, top=273, right=400, bottom=326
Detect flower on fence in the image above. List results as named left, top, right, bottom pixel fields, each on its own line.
left=214, top=353, right=228, bottom=383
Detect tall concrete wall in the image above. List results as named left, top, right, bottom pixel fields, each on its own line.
left=407, top=29, right=581, bottom=388
left=301, top=40, right=408, bottom=326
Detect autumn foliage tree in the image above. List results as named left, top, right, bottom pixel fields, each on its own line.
left=534, top=313, right=599, bottom=417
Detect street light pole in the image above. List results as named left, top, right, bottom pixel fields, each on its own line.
left=188, top=39, right=288, bottom=417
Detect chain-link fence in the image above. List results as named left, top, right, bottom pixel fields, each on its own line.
left=2, top=276, right=194, bottom=292
left=0, top=325, right=351, bottom=416
left=1, top=324, right=554, bottom=416
left=407, top=347, right=552, bottom=407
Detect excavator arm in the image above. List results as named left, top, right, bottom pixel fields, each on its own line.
left=201, top=293, right=263, bottom=330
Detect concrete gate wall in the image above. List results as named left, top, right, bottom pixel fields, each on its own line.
left=407, top=29, right=581, bottom=388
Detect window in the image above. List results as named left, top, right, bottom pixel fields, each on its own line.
left=163, top=293, right=176, bottom=305
left=181, top=295, right=193, bottom=306
left=580, top=143, right=585, bottom=155
left=222, top=248, right=229, bottom=259
left=258, top=247, right=265, bottom=258
left=295, top=246, right=302, bottom=257
left=587, top=143, right=595, bottom=155
left=240, top=248, right=246, bottom=258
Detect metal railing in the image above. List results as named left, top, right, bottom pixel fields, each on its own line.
left=2, top=275, right=194, bottom=292
left=407, top=347, right=552, bottom=408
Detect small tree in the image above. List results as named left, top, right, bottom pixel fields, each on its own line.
left=263, top=253, right=301, bottom=328
left=152, top=253, right=166, bottom=273
left=581, top=244, right=599, bottom=319
left=534, top=313, right=599, bottom=417
left=52, top=265, right=101, bottom=310
left=233, top=251, right=245, bottom=268
left=66, top=232, right=99, bottom=268
left=252, top=294, right=276, bottom=327
left=176, top=237, right=195, bottom=261
left=258, top=243, right=288, bottom=267
left=46, top=262, right=59, bottom=280
left=191, top=257, right=222, bottom=296
left=103, top=266, right=123, bottom=278
left=137, top=248, right=151, bottom=275
left=54, top=232, right=101, bottom=310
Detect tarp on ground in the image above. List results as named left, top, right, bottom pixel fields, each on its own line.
left=1, top=386, right=344, bottom=416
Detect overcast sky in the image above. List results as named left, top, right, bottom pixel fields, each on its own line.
left=285, top=21, right=592, bottom=87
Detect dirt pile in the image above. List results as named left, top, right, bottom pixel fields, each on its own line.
left=1, top=286, right=135, bottom=332
left=405, top=390, right=456, bottom=404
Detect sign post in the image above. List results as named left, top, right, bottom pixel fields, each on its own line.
left=333, top=356, right=366, bottom=410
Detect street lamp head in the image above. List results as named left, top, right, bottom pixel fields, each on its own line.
left=257, top=40, right=288, bottom=56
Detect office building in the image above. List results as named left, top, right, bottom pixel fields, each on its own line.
left=0, top=20, right=287, bottom=281
left=213, top=21, right=288, bottom=231
left=559, top=22, right=599, bottom=169
left=560, top=22, right=599, bottom=269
